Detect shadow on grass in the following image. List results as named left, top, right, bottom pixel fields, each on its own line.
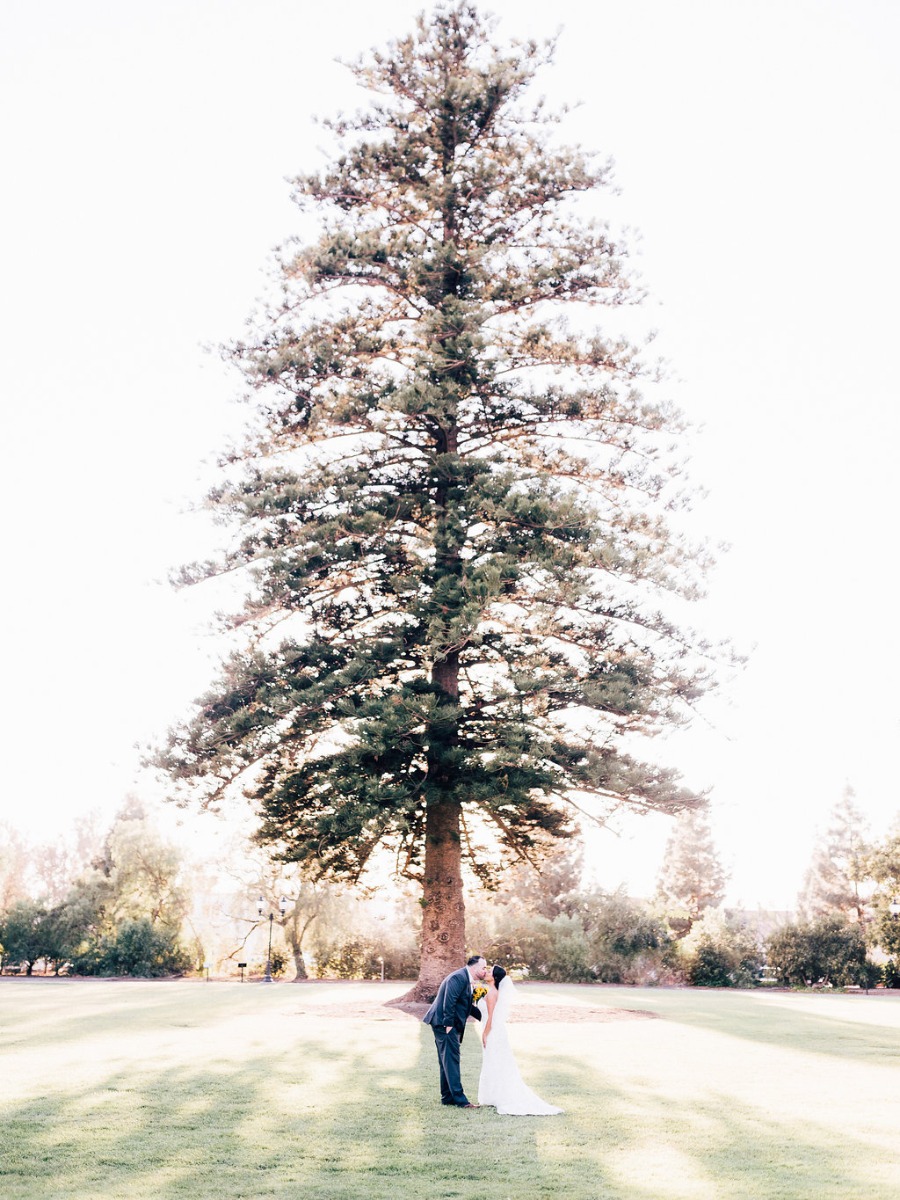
left=0, top=980, right=230, bottom=1053
left=1, top=1004, right=893, bottom=1200
left=597, top=1085, right=898, bottom=1199
left=2, top=1026, right=599, bottom=1199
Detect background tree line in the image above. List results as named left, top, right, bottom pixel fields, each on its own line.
left=467, top=799, right=900, bottom=990
left=4, top=786, right=900, bottom=988
left=0, top=798, right=421, bottom=981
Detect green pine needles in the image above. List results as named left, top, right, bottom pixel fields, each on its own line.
left=156, top=3, right=716, bottom=994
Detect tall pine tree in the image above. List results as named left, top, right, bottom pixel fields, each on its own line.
left=798, top=785, right=871, bottom=924
left=656, top=807, right=727, bottom=935
left=155, top=4, right=715, bottom=998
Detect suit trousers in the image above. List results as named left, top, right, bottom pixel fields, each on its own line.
left=431, top=1025, right=468, bottom=1106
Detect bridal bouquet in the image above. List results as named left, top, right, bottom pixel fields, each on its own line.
left=472, top=985, right=487, bottom=1004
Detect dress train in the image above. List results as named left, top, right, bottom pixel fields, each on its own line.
left=476, top=979, right=563, bottom=1116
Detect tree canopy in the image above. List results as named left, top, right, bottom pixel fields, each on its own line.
left=155, top=3, right=716, bottom=996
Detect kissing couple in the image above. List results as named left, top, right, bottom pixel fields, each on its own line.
left=422, top=954, right=563, bottom=1115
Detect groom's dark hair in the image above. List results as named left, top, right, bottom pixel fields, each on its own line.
left=466, top=954, right=484, bottom=966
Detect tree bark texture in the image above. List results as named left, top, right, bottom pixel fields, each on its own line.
left=409, top=796, right=467, bottom=1001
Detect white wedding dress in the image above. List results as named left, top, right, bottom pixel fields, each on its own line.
left=477, top=977, right=563, bottom=1115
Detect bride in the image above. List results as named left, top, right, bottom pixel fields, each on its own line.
left=477, top=965, right=563, bottom=1115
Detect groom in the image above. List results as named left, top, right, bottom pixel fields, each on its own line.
left=422, top=955, right=488, bottom=1108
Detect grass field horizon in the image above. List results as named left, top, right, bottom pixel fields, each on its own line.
left=2, top=978, right=899, bottom=1198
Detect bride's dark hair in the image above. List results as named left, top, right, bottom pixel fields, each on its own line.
left=492, top=965, right=507, bottom=988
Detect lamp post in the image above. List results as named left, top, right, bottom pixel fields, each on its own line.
left=258, top=895, right=288, bottom=983
left=890, top=898, right=900, bottom=919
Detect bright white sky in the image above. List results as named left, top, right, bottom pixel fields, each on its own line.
left=1, top=0, right=898, bottom=910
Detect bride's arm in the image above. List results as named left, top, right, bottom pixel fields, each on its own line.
left=482, top=989, right=497, bottom=1045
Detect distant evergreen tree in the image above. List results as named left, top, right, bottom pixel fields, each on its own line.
left=656, top=807, right=727, bottom=934
left=798, top=785, right=871, bottom=924
left=0, top=823, right=29, bottom=911
left=154, top=4, right=717, bottom=998
left=500, top=840, right=585, bottom=919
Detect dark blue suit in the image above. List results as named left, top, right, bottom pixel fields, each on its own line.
left=422, top=966, right=482, bottom=1106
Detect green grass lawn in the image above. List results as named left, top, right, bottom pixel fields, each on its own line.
left=1, top=979, right=899, bottom=1199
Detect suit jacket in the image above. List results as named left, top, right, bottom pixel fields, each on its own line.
left=422, top=966, right=482, bottom=1040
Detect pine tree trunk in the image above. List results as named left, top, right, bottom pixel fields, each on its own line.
left=403, top=638, right=466, bottom=1001
left=404, top=795, right=466, bottom=1001
left=400, top=390, right=469, bottom=1002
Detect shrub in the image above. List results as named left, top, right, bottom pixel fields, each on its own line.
left=583, top=892, right=671, bottom=984
left=679, top=910, right=764, bottom=988
left=481, top=894, right=674, bottom=985
left=480, top=912, right=592, bottom=983
left=0, top=900, right=50, bottom=975
left=516, top=914, right=595, bottom=983
left=73, top=919, right=192, bottom=978
left=766, top=916, right=874, bottom=988
left=269, top=948, right=289, bottom=978
left=686, top=936, right=734, bottom=987
left=314, top=936, right=419, bottom=980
